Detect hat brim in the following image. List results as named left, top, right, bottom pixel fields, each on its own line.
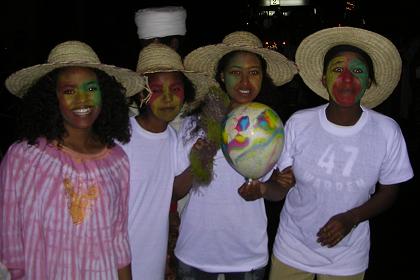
left=6, top=62, right=145, bottom=98
left=295, top=26, right=402, bottom=108
left=184, top=44, right=297, bottom=86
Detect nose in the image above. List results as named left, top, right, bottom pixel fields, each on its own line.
left=74, top=89, right=89, bottom=103
left=341, top=68, right=354, bottom=83
left=162, top=87, right=174, bottom=102
left=240, top=73, right=250, bottom=86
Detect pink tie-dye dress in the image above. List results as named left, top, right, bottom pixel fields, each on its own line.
left=0, top=138, right=130, bottom=279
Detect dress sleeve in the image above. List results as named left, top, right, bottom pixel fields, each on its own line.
left=111, top=154, right=132, bottom=269
left=0, top=145, right=25, bottom=278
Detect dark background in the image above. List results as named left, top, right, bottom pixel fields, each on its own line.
left=1, top=0, right=418, bottom=279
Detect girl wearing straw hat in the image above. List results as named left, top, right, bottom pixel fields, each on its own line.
left=265, top=27, right=414, bottom=280
left=171, top=30, right=297, bottom=279
left=0, top=40, right=145, bottom=279
left=120, top=42, right=212, bottom=280
left=134, top=6, right=189, bottom=279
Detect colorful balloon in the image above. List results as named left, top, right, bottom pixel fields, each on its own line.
left=221, top=102, right=284, bottom=180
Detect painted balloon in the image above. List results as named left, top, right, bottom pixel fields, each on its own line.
left=221, top=102, right=284, bottom=180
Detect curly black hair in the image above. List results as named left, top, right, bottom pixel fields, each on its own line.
left=17, top=67, right=131, bottom=147
left=129, top=72, right=196, bottom=115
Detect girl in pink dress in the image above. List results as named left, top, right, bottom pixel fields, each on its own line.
left=0, top=40, right=144, bottom=280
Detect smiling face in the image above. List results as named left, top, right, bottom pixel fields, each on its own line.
left=146, top=71, right=185, bottom=122
left=323, top=51, right=371, bottom=107
left=220, top=51, right=263, bottom=110
left=57, top=66, right=102, bottom=131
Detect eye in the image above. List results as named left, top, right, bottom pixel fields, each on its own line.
left=171, top=86, right=183, bottom=93
left=333, top=67, right=343, bottom=73
left=63, top=88, right=75, bottom=95
left=87, top=86, right=99, bottom=93
left=249, top=69, right=260, bottom=76
left=151, top=87, right=162, bottom=94
left=230, top=70, right=241, bottom=76
left=352, top=68, right=364, bottom=74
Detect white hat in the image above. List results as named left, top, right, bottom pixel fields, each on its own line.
left=134, top=6, right=187, bottom=40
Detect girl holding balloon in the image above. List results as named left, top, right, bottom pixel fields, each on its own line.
left=172, top=31, right=297, bottom=279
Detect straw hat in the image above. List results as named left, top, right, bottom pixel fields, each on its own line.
left=295, top=26, right=402, bottom=108
left=5, top=40, right=145, bottom=98
left=136, top=42, right=215, bottom=110
left=183, top=31, right=297, bottom=87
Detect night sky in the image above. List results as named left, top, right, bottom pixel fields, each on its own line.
left=1, top=1, right=419, bottom=279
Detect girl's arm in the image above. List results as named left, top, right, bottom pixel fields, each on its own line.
left=317, top=183, right=399, bottom=248
left=118, top=264, right=132, bottom=280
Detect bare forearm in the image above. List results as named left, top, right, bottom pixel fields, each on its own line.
left=347, top=184, right=399, bottom=226
left=172, top=167, right=194, bottom=201
left=118, top=264, right=132, bottom=280
left=261, top=180, right=290, bottom=201
left=262, top=167, right=295, bottom=201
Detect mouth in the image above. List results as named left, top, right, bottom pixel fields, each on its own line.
left=237, top=89, right=252, bottom=96
left=72, top=107, right=93, bottom=116
left=160, top=106, right=178, bottom=111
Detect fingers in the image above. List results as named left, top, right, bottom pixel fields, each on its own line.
left=238, top=181, right=262, bottom=201
left=317, top=225, right=346, bottom=247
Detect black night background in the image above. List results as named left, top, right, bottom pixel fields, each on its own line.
left=1, top=1, right=418, bottom=279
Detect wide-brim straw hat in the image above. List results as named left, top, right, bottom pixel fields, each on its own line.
left=295, top=26, right=402, bottom=108
left=183, top=31, right=297, bottom=87
left=136, top=42, right=215, bottom=111
left=5, top=40, right=145, bottom=98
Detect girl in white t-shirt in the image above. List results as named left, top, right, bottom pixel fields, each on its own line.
left=121, top=43, right=212, bottom=280
left=265, top=27, right=414, bottom=280
left=172, top=31, right=297, bottom=280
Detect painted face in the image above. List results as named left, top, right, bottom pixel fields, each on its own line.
left=323, top=51, right=370, bottom=107
left=57, top=67, right=102, bottom=130
left=146, top=72, right=185, bottom=122
left=221, top=52, right=263, bottom=109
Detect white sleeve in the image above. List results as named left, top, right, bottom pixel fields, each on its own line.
left=276, top=116, right=295, bottom=171
left=379, top=121, right=413, bottom=185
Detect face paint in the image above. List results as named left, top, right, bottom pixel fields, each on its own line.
left=222, top=52, right=263, bottom=109
left=324, top=52, right=370, bottom=107
left=146, top=72, right=185, bottom=122
left=57, top=67, right=102, bottom=130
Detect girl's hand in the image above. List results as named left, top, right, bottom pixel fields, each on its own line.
left=272, top=166, right=295, bottom=190
left=317, top=211, right=357, bottom=247
left=238, top=179, right=264, bottom=201
left=191, top=138, right=217, bottom=166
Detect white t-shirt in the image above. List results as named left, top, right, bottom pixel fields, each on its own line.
left=121, top=117, right=189, bottom=280
left=174, top=116, right=270, bottom=273
left=274, top=104, right=414, bottom=276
